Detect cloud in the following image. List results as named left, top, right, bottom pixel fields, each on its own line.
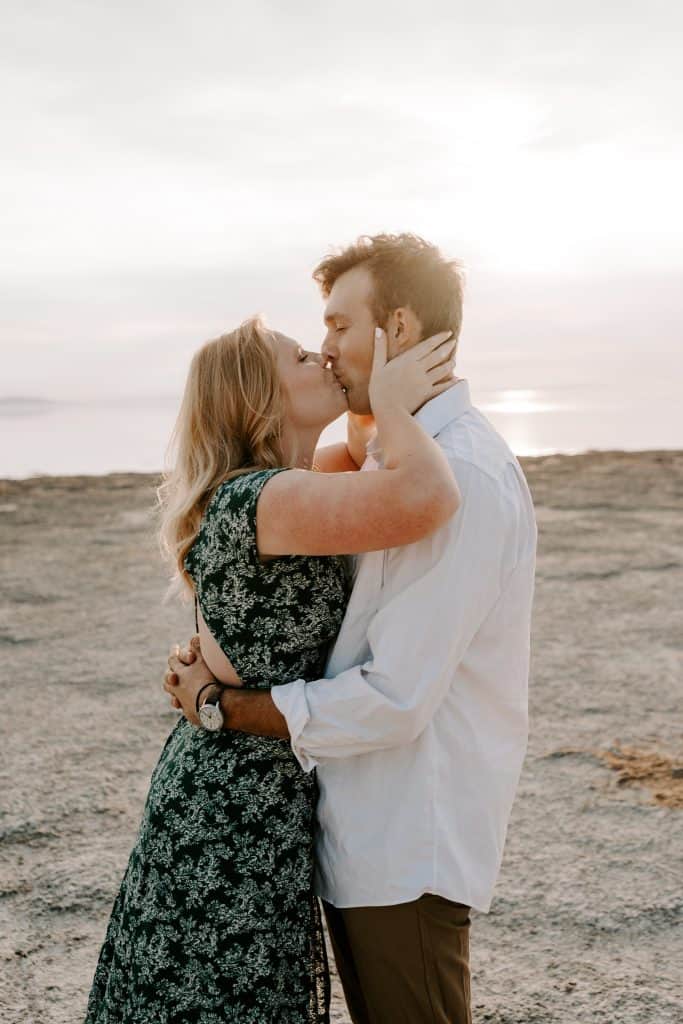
left=1, top=0, right=682, bottom=398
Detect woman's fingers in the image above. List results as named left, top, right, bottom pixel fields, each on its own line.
left=372, top=327, right=388, bottom=370
left=422, top=339, right=456, bottom=369
left=425, top=343, right=456, bottom=369
left=426, top=355, right=456, bottom=381
left=424, top=340, right=457, bottom=370
left=168, top=642, right=196, bottom=668
left=164, top=669, right=179, bottom=690
left=414, top=330, right=453, bottom=360
left=377, top=328, right=454, bottom=368
left=431, top=379, right=457, bottom=398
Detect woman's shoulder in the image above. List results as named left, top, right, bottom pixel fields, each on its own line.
left=209, top=467, right=289, bottom=520
left=215, top=467, right=287, bottom=500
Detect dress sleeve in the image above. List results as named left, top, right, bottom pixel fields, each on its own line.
left=211, top=468, right=289, bottom=561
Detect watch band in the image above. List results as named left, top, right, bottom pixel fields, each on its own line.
left=195, top=681, right=221, bottom=714
left=195, top=679, right=246, bottom=714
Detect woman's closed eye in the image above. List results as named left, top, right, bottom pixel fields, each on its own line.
left=299, top=348, right=324, bottom=365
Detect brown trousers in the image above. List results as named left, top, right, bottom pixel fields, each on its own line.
left=323, top=894, right=472, bottom=1024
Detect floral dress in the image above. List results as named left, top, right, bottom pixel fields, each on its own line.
left=85, top=468, right=350, bottom=1024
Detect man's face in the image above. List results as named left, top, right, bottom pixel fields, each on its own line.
left=321, top=266, right=376, bottom=415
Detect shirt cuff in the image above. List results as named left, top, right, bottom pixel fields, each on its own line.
left=270, top=679, right=318, bottom=773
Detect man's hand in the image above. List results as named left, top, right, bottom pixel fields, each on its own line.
left=164, top=636, right=216, bottom=727
left=164, top=636, right=290, bottom=740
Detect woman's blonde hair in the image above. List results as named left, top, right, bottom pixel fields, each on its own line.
left=157, top=316, right=287, bottom=595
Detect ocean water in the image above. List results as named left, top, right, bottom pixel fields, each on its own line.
left=2, top=385, right=681, bottom=479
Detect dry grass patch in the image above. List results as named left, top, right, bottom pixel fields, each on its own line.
left=597, top=745, right=683, bottom=809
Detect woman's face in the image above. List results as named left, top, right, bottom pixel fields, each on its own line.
left=275, top=332, right=348, bottom=431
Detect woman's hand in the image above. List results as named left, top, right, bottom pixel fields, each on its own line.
left=164, top=636, right=214, bottom=726
left=368, top=328, right=456, bottom=416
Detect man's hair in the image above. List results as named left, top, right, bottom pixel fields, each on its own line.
left=313, top=233, right=465, bottom=342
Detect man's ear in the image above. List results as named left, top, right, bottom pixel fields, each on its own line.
left=386, top=307, right=422, bottom=358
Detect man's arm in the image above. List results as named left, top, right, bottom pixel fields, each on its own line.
left=346, top=413, right=376, bottom=467
left=219, top=689, right=289, bottom=737
left=313, top=413, right=377, bottom=472
left=312, top=442, right=359, bottom=473
left=164, top=646, right=289, bottom=737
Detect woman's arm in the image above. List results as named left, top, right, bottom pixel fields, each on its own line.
left=257, top=330, right=460, bottom=556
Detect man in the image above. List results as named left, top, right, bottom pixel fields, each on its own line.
left=166, top=233, right=537, bottom=1023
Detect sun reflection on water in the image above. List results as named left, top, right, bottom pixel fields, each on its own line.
left=478, top=389, right=569, bottom=416
left=475, top=388, right=579, bottom=456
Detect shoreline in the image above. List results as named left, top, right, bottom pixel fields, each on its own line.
left=1, top=447, right=682, bottom=488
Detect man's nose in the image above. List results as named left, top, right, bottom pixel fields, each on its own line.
left=321, top=338, right=337, bottom=365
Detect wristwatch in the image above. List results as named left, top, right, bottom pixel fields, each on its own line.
left=197, top=684, right=225, bottom=732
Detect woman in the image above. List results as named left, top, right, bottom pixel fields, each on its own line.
left=85, top=317, right=458, bottom=1024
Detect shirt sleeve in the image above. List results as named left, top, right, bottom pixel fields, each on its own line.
left=271, top=459, right=521, bottom=772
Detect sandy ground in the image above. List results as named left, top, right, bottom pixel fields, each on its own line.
left=1, top=450, right=682, bottom=1023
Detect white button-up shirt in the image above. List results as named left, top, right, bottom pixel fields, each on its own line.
left=272, top=381, right=537, bottom=912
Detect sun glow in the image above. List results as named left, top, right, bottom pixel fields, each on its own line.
left=479, top=390, right=568, bottom=416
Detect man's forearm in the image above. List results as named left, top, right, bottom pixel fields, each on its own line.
left=219, top=687, right=290, bottom=739
left=312, top=442, right=359, bottom=473
left=347, top=413, right=376, bottom=467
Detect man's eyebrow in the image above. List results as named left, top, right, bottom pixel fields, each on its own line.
left=324, top=310, right=349, bottom=325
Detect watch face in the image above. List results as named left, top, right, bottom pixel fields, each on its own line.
left=199, top=702, right=223, bottom=732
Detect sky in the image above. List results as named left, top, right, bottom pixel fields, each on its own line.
left=2, top=0, right=682, bottom=407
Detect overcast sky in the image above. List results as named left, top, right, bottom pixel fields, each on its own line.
left=2, top=0, right=682, bottom=400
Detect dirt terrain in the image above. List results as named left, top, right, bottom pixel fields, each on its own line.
left=1, top=450, right=682, bottom=1023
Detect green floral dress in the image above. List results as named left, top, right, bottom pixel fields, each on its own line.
left=85, top=469, right=350, bottom=1024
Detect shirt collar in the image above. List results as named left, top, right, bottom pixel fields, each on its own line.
left=414, top=379, right=471, bottom=438
left=366, top=379, right=471, bottom=458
